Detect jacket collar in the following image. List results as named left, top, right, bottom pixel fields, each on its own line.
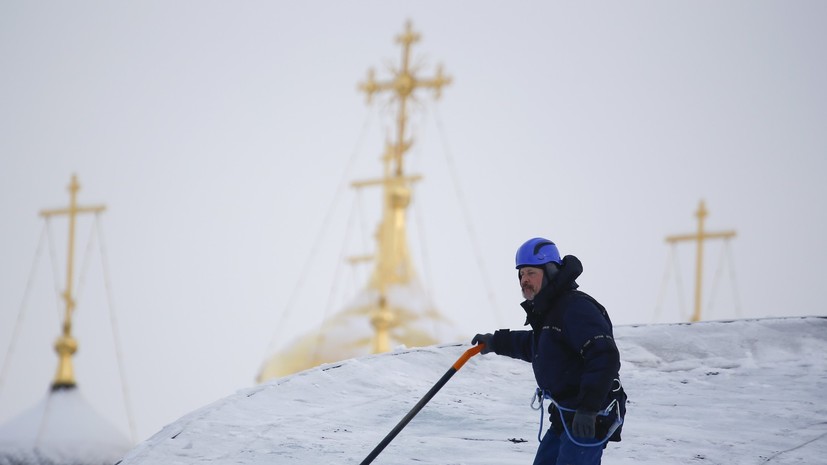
left=520, top=255, right=583, bottom=325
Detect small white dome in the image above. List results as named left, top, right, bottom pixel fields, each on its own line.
left=0, top=387, right=132, bottom=465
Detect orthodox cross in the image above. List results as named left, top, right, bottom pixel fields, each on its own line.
left=358, top=20, right=451, bottom=177
left=40, top=174, right=106, bottom=389
left=665, top=200, right=736, bottom=322
left=355, top=21, right=451, bottom=353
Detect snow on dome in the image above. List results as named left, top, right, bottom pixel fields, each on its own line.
left=0, top=387, right=131, bottom=465
left=123, top=317, right=827, bottom=464
left=257, top=281, right=463, bottom=380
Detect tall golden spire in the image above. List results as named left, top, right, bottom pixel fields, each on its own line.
left=39, top=174, right=106, bottom=389
left=665, top=200, right=736, bottom=322
left=256, top=21, right=457, bottom=382
left=355, top=20, right=451, bottom=352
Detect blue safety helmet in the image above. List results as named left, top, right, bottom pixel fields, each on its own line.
left=515, top=237, right=562, bottom=269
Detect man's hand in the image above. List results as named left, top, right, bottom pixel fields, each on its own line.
left=471, top=333, right=493, bottom=354
left=572, top=410, right=598, bottom=439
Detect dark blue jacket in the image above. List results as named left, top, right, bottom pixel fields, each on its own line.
left=490, top=255, right=624, bottom=428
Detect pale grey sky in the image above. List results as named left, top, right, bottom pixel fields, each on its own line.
left=1, top=1, right=825, bottom=442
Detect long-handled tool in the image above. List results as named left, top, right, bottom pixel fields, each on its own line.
left=359, top=344, right=484, bottom=465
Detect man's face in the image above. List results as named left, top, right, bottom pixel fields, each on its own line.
left=519, top=266, right=544, bottom=300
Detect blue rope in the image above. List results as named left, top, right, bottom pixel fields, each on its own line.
left=531, top=388, right=623, bottom=447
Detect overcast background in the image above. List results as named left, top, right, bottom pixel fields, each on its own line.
left=1, top=1, right=825, bottom=443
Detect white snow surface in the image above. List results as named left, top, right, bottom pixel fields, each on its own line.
left=120, top=317, right=827, bottom=464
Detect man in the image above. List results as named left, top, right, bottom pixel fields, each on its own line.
left=472, top=237, right=626, bottom=465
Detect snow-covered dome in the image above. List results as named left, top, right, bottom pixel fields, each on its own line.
left=257, top=281, right=462, bottom=380
left=0, top=387, right=131, bottom=465
left=0, top=175, right=133, bottom=465
left=122, top=317, right=827, bottom=464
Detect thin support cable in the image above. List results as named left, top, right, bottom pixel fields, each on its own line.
left=432, top=105, right=503, bottom=327
left=411, top=193, right=439, bottom=338
left=725, top=240, right=743, bottom=318
left=0, top=223, right=48, bottom=396
left=44, top=218, right=64, bottom=326
left=672, top=244, right=688, bottom=322
left=406, top=103, right=428, bottom=175
left=410, top=105, right=457, bottom=338
left=653, top=247, right=675, bottom=323
left=403, top=104, right=440, bottom=335
left=35, top=387, right=56, bottom=449
left=411, top=104, right=435, bottom=280
left=311, top=194, right=361, bottom=363
left=343, top=187, right=372, bottom=292
left=96, top=215, right=138, bottom=443
left=74, top=220, right=99, bottom=312
left=259, top=105, right=376, bottom=363
left=705, top=242, right=729, bottom=320
left=355, top=188, right=370, bottom=287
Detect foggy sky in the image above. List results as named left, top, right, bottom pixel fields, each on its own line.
left=1, top=1, right=825, bottom=442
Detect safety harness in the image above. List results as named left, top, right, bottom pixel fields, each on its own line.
left=530, top=381, right=624, bottom=447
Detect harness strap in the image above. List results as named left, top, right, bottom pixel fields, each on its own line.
left=531, top=385, right=624, bottom=447
left=530, top=389, right=546, bottom=442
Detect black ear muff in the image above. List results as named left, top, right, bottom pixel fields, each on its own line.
left=544, top=262, right=560, bottom=281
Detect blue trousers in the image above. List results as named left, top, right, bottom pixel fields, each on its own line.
left=532, top=430, right=604, bottom=465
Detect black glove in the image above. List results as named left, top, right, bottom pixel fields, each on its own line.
left=471, top=333, right=493, bottom=354
left=571, top=410, right=598, bottom=439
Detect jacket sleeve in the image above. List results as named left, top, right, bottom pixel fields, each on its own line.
left=564, top=302, right=620, bottom=412
left=490, top=329, right=533, bottom=363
